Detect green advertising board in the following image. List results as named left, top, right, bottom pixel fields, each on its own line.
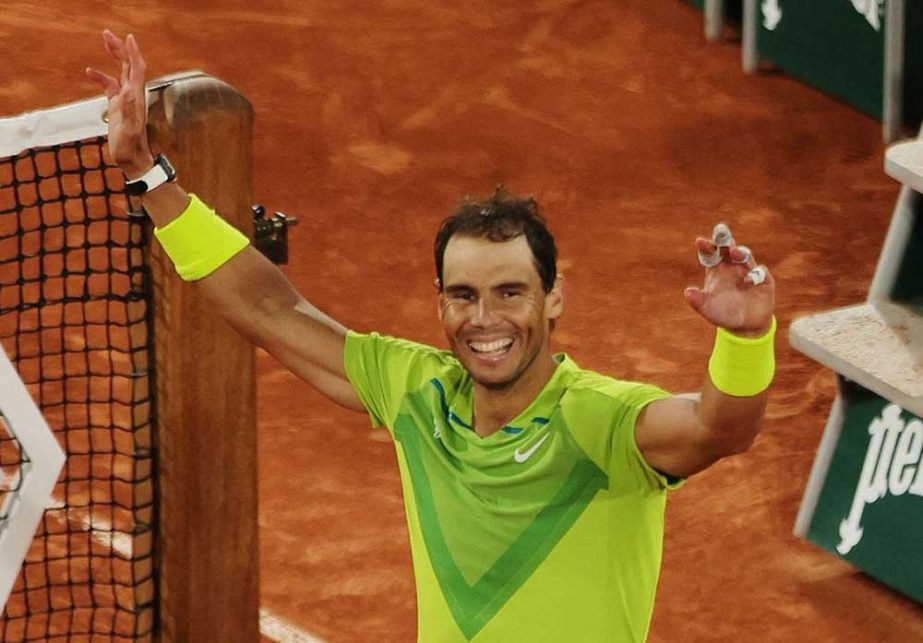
left=757, top=0, right=885, bottom=117
left=807, top=381, right=923, bottom=603
left=753, top=0, right=923, bottom=126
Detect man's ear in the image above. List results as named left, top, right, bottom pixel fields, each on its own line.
left=545, top=275, right=564, bottom=320
left=435, top=277, right=445, bottom=321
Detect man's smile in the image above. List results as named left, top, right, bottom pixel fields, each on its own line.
left=467, top=337, right=514, bottom=355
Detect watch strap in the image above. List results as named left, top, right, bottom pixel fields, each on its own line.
left=125, top=154, right=176, bottom=196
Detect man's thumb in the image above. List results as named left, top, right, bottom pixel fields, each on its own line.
left=684, top=286, right=705, bottom=314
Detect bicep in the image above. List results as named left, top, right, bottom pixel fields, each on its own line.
left=198, top=248, right=365, bottom=411
left=634, top=395, right=724, bottom=479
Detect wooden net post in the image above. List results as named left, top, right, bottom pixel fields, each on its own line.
left=143, top=74, right=259, bottom=643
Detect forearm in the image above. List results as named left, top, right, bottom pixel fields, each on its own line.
left=138, top=183, right=351, bottom=379
left=695, top=380, right=768, bottom=454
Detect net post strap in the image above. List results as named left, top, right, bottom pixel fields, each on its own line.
left=0, top=72, right=208, bottom=160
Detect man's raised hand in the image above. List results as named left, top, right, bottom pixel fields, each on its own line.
left=684, top=223, right=775, bottom=337
left=85, top=30, right=153, bottom=178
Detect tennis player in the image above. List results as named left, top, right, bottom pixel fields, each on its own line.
left=88, top=30, right=776, bottom=643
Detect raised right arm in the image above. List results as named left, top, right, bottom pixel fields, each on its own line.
left=87, top=30, right=364, bottom=412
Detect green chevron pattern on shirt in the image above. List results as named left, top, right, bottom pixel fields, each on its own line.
left=394, top=391, right=607, bottom=637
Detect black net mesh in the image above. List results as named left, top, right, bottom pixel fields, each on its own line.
left=0, top=137, right=154, bottom=641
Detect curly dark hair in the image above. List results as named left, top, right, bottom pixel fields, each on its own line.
left=434, top=187, right=558, bottom=292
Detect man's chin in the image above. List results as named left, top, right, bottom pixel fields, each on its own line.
left=461, top=360, right=520, bottom=390
left=453, top=344, right=541, bottom=391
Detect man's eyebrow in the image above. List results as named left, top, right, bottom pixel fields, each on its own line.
left=444, top=281, right=531, bottom=292
left=443, top=283, right=475, bottom=293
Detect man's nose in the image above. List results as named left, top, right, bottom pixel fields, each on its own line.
left=472, top=296, right=501, bottom=325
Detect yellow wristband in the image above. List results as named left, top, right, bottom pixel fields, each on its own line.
left=708, top=317, right=777, bottom=397
left=153, top=194, right=250, bottom=281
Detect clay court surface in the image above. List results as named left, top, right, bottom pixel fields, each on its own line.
left=4, top=0, right=923, bottom=641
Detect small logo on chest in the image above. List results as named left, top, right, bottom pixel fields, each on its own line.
left=513, top=433, right=550, bottom=463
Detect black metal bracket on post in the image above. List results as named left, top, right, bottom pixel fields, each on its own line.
left=252, top=204, right=298, bottom=265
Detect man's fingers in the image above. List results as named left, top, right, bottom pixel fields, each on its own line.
left=126, top=34, right=147, bottom=92
left=99, top=31, right=147, bottom=116
left=102, top=29, right=126, bottom=60
left=744, top=265, right=769, bottom=286
left=103, top=29, right=125, bottom=54
left=712, top=223, right=734, bottom=248
left=120, top=59, right=130, bottom=87
left=697, top=226, right=739, bottom=268
left=729, top=244, right=755, bottom=267
left=695, top=237, right=716, bottom=253
left=98, top=30, right=131, bottom=94
left=85, top=67, right=120, bottom=99
left=127, top=34, right=146, bottom=74
left=698, top=222, right=757, bottom=264
left=101, top=30, right=132, bottom=86
left=696, top=237, right=721, bottom=268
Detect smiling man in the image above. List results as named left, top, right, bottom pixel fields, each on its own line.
left=88, top=30, right=776, bottom=643
left=436, top=203, right=562, bottom=418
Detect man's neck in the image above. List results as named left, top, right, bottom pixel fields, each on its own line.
left=472, top=351, right=559, bottom=438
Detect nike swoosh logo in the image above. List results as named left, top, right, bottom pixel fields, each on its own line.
left=513, top=433, right=550, bottom=463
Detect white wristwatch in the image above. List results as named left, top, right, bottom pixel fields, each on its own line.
left=124, top=154, right=177, bottom=196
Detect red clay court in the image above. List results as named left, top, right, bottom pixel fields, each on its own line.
left=3, top=1, right=923, bottom=641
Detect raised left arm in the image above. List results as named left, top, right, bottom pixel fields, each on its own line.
left=635, top=226, right=776, bottom=479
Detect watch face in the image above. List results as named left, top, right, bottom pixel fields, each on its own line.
left=156, top=154, right=177, bottom=180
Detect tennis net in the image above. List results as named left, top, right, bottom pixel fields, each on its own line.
left=0, top=129, right=154, bottom=640
left=0, top=75, right=260, bottom=642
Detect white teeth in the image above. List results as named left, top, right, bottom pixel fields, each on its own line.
left=469, top=338, right=513, bottom=353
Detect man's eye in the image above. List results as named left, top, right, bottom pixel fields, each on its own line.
left=501, top=290, right=521, bottom=298
left=453, top=292, right=474, bottom=301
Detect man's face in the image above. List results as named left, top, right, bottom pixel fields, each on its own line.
left=438, top=235, right=562, bottom=389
